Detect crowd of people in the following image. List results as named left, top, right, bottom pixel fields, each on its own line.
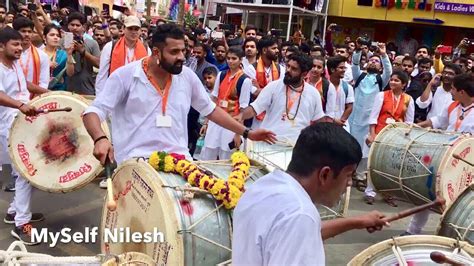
left=0, top=1, right=473, bottom=264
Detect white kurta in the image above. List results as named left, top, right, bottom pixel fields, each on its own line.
left=232, top=170, right=325, bottom=265
left=325, top=81, right=355, bottom=132
left=250, top=80, right=325, bottom=143
left=201, top=71, right=252, bottom=159
left=368, top=92, right=415, bottom=126
left=431, top=103, right=474, bottom=133
left=84, top=60, right=216, bottom=163
left=95, top=41, right=152, bottom=96
left=416, top=86, right=453, bottom=123
left=20, top=46, right=50, bottom=89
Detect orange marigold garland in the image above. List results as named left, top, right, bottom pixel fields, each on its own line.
left=148, top=151, right=250, bottom=209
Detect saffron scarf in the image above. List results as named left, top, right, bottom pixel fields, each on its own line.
left=109, top=37, right=148, bottom=74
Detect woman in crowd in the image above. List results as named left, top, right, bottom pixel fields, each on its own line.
left=42, top=24, right=67, bottom=90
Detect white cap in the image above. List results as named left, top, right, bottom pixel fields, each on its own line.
left=123, top=16, right=141, bottom=28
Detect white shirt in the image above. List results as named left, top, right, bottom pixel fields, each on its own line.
left=204, top=71, right=252, bottom=150
left=84, top=60, right=216, bottom=163
left=232, top=170, right=324, bottom=266
left=411, top=66, right=436, bottom=77
left=251, top=80, right=325, bottom=143
left=343, top=61, right=353, bottom=83
left=20, top=46, right=50, bottom=89
left=431, top=103, right=474, bottom=133
left=368, top=91, right=415, bottom=125
left=0, top=62, right=30, bottom=136
left=244, top=61, right=285, bottom=83
left=95, top=41, right=152, bottom=96
left=326, top=81, right=355, bottom=120
left=416, top=86, right=453, bottom=121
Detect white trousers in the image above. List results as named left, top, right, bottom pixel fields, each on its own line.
left=407, top=210, right=430, bottom=234
left=1, top=135, right=33, bottom=226
left=364, top=183, right=377, bottom=197
left=199, top=147, right=232, bottom=161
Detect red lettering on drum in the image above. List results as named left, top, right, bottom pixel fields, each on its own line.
left=37, top=123, right=78, bottom=164
left=180, top=199, right=194, bottom=216
left=451, top=147, right=471, bottom=168
left=58, top=163, right=92, bottom=183
left=25, top=102, right=58, bottom=123
left=447, top=183, right=454, bottom=201
left=114, top=181, right=133, bottom=201
left=17, top=144, right=37, bottom=176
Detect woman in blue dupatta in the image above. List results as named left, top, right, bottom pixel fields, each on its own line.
left=42, top=24, right=67, bottom=90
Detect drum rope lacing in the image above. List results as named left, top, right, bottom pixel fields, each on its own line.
left=447, top=221, right=474, bottom=241
left=174, top=163, right=262, bottom=253
left=0, top=241, right=108, bottom=265
left=246, top=140, right=294, bottom=171
left=373, top=128, right=436, bottom=204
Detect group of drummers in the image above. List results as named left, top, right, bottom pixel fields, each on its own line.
left=0, top=7, right=473, bottom=265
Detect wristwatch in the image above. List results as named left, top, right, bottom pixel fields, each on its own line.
left=243, top=128, right=251, bottom=139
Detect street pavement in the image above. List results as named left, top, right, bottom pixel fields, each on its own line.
left=0, top=167, right=441, bottom=265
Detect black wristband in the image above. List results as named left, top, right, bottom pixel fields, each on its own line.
left=243, top=128, right=250, bottom=139
left=94, top=135, right=108, bottom=145
left=18, top=103, right=25, bottom=109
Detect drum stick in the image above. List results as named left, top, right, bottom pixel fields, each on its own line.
left=38, top=107, right=72, bottom=113
left=105, top=159, right=117, bottom=211
left=452, top=154, right=474, bottom=167
left=430, top=251, right=464, bottom=266
left=382, top=198, right=445, bottom=223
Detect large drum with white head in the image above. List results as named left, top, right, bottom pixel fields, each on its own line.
left=368, top=123, right=474, bottom=210
left=100, top=158, right=269, bottom=265
left=437, top=184, right=473, bottom=244
left=8, top=91, right=109, bottom=192
left=348, top=235, right=474, bottom=265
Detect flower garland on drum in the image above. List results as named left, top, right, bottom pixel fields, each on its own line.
left=148, top=151, right=250, bottom=209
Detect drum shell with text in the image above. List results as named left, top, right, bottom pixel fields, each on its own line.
left=368, top=123, right=474, bottom=210
left=100, top=159, right=269, bottom=265
left=246, top=141, right=351, bottom=220
left=437, top=184, right=473, bottom=244
left=102, top=252, right=156, bottom=266
left=348, top=235, right=474, bottom=265
left=8, top=91, right=110, bottom=193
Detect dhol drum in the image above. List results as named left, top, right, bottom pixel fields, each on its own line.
left=8, top=91, right=109, bottom=193
left=102, top=252, right=156, bottom=266
left=368, top=123, right=474, bottom=210
left=348, top=235, right=474, bottom=265
left=100, top=158, right=269, bottom=265
left=437, top=184, right=473, bottom=244
left=246, top=140, right=294, bottom=171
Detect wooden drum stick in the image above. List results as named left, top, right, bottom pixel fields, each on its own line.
left=383, top=198, right=446, bottom=223
left=105, top=159, right=117, bottom=211
left=453, top=154, right=474, bottom=167
left=38, top=107, right=72, bottom=114
left=430, top=251, right=464, bottom=266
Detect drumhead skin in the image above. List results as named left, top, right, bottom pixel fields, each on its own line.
left=102, top=252, right=156, bottom=265
left=348, top=235, right=474, bottom=265
left=437, top=184, right=474, bottom=244
left=368, top=123, right=474, bottom=209
left=8, top=92, right=109, bottom=193
left=101, top=159, right=269, bottom=265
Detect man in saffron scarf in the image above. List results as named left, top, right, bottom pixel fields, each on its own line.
left=244, top=36, right=285, bottom=128
left=95, top=16, right=150, bottom=96
left=13, top=17, right=49, bottom=97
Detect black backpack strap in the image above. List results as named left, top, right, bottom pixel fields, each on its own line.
left=375, top=74, right=383, bottom=91
left=219, top=69, right=228, bottom=85
left=321, top=78, right=330, bottom=112
left=107, top=39, right=118, bottom=77
left=353, top=72, right=367, bottom=89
